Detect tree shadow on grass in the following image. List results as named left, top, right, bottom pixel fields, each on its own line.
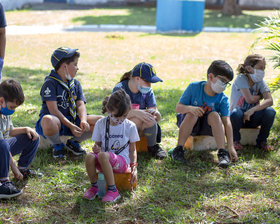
left=71, top=6, right=156, bottom=26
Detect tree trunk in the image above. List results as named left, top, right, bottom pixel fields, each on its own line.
left=222, top=0, right=241, bottom=15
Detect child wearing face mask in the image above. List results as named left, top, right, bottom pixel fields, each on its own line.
left=0, top=79, right=40, bottom=199
left=230, top=54, right=275, bottom=151
left=35, top=47, right=102, bottom=159
left=171, top=60, right=238, bottom=168
left=83, top=89, right=139, bottom=202
left=112, top=62, right=167, bottom=160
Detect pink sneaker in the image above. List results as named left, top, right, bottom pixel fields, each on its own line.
left=233, top=141, right=243, bottom=150
left=83, top=186, right=98, bottom=200
left=101, top=190, right=121, bottom=203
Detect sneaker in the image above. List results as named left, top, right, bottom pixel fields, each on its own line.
left=217, top=148, right=230, bottom=168
left=0, top=182, right=23, bottom=199
left=20, top=169, right=43, bottom=179
left=233, top=141, right=243, bottom=150
left=171, top=145, right=187, bottom=163
left=148, top=144, right=167, bottom=160
left=257, top=142, right=274, bottom=152
left=102, top=190, right=121, bottom=203
left=66, top=139, right=86, bottom=156
left=83, top=186, right=98, bottom=200
left=52, top=143, right=66, bottom=159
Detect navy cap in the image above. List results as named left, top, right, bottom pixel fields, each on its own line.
left=51, top=47, right=78, bottom=68
left=132, top=62, right=163, bottom=83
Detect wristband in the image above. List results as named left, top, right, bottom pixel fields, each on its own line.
left=130, top=162, right=138, bottom=167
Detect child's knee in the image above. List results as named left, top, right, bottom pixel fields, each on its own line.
left=41, top=115, right=59, bottom=129
left=98, top=152, right=109, bottom=162
left=208, top=112, right=221, bottom=125
left=181, top=113, right=198, bottom=126
left=0, top=140, right=10, bottom=154
left=230, top=108, right=243, bottom=121
left=85, top=152, right=96, bottom=162
left=264, top=107, right=276, bottom=119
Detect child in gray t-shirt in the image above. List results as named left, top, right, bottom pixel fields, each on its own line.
left=230, top=54, right=275, bottom=151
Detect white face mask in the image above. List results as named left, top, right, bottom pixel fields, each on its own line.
left=211, top=79, right=226, bottom=94
left=250, top=69, right=264, bottom=83
left=108, top=113, right=126, bottom=125
left=65, top=66, right=72, bottom=81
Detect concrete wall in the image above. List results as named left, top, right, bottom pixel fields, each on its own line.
left=0, top=0, right=43, bottom=10
left=206, top=0, right=280, bottom=8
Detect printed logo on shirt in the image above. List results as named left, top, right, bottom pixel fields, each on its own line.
left=44, top=87, right=51, bottom=97
left=194, top=101, right=198, bottom=106
left=57, top=90, right=69, bottom=109
left=111, top=140, right=121, bottom=151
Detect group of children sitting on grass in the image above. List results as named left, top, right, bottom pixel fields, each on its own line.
left=0, top=47, right=275, bottom=203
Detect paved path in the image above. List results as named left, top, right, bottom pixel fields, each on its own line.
left=6, top=24, right=254, bottom=35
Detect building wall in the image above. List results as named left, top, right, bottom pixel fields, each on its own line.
left=206, top=0, right=279, bottom=8
left=0, top=0, right=43, bottom=10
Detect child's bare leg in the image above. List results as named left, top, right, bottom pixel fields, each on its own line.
left=98, top=152, right=115, bottom=186
left=85, top=153, right=97, bottom=183
left=178, top=113, right=198, bottom=146
left=208, top=112, right=225, bottom=149
left=41, top=115, right=61, bottom=136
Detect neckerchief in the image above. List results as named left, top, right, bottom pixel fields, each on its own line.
left=49, top=73, right=77, bottom=121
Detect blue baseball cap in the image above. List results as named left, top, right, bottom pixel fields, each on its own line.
left=132, top=62, right=163, bottom=83
left=51, top=47, right=78, bottom=68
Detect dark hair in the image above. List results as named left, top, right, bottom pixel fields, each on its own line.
left=54, top=52, right=80, bottom=72
left=119, top=71, right=132, bottom=82
left=102, top=89, right=131, bottom=117
left=207, top=60, right=234, bottom=81
left=0, top=79, right=25, bottom=105
left=237, top=54, right=264, bottom=75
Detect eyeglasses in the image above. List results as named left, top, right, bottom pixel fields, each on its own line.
left=216, top=76, right=231, bottom=87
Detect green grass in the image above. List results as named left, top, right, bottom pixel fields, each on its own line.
left=6, top=5, right=278, bottom=28
left=1, top=32, right=280, bottom=223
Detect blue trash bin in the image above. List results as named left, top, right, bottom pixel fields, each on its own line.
left=156, top=0, right=182, bottom=32
left=182, top=0, right=205, bottom=32
left=156, top=0, right=205, bottom=32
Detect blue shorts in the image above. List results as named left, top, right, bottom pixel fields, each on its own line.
left=36, top=114, right=81, bottom=138
left=176, top=113, right=213, bottom=136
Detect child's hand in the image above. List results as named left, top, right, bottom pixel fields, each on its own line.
left=26, top=127, right=39, bottom=141
left=92, top=144, right=101, bottom=154
left=11, top=165, right=23, bottom=181
left=80, top=120, right=90, bottom=132
left=190, top=106, right=205, bottom=117
left=228, top=146, right=238, bottom=162
left=70, top=124, right=83, bottom=137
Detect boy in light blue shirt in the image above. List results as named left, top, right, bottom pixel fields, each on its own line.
left=171, top=60, right=238, bottom=168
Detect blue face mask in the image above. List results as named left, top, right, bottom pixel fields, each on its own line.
left=1, top=101, right=15, bottom=116
left=137, top=84, right=151, bottom=94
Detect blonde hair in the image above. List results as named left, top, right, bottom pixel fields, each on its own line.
left=237, top=54, right=265, bottom=75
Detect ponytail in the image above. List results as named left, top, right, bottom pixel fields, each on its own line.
left=120, top=71, right=132, bottom=82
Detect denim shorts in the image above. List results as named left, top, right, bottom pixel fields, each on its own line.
left=93, top=152, right=129, bottom=173
left=36, top=114, right=81, bottom=138
left=176, top=113, right=213, bottom=136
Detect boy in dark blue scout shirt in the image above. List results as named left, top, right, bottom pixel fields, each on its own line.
left=113, top=62, right=167, bottom=159
left=36, top=47, right=102, bottom=159
left=0, top=79, right=40, bottom=199
left=0, top=3, right=6, bottom=81
left=171, top=60, right=238, bottom=168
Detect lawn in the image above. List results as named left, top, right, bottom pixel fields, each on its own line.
left=0, top=31, right=280, bottom=223
left=5, top=4, right=278, bottom=28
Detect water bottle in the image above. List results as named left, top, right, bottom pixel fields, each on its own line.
left=97, top=173, right=107, bottom=198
